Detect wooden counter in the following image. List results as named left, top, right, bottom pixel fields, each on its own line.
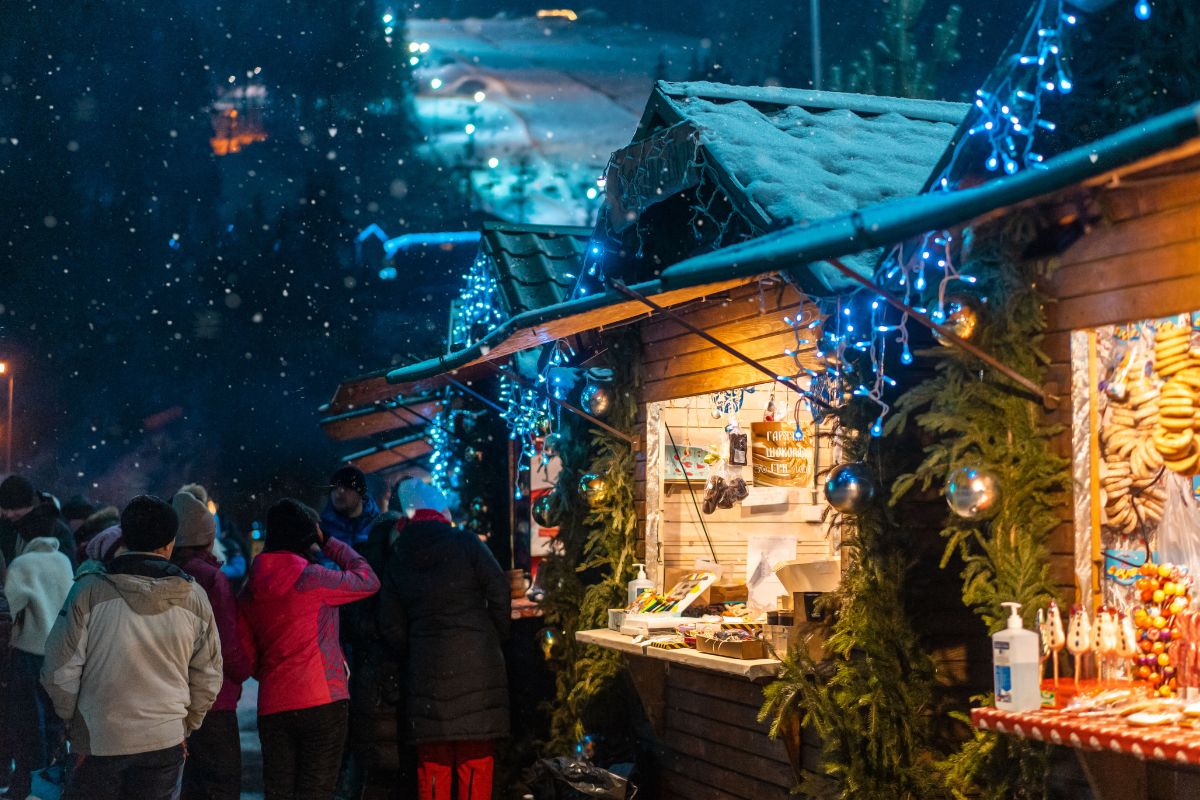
left=578, top=629, right=800, bottom=799
left=576, top=628, right=782, bottom=680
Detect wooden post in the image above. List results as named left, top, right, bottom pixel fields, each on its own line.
left=1088, top=331, right=1102, bottom=610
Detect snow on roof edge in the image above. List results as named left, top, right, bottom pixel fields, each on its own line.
left=657, top=81, right=969, bottom=125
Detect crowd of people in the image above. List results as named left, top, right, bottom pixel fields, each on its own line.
left=0, top=465, right=512, bottom=800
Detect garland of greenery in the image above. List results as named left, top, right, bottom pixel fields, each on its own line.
left=760, top=402, right=941, bottom=800
left=759, top=214, right=1067, bottom=799
left=888, top=213, right=1067, bottom=799
left=538, top=333, right=641, bottom=755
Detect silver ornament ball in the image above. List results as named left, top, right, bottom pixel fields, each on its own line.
left=581, top=383, right=613, bottom=418
left=824, top=463, right=877, bottom=514
left=532, top=491, right=560, bottom=528
left=945, top=465, right=1001, bottom=520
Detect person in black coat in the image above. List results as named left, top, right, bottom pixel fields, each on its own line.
left=378, top=480, right=510, bottom=800
left=346, top=508, right=412, bottom=799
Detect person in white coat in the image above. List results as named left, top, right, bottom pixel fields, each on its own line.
left=4, top=522, right=73, bottom=798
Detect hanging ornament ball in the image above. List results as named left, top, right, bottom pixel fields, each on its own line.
left=532, top=491, right=561, bottom=528
left=538, top=626, right=564, bottom=661
left=533, top=413, right=553, bottom=439
left=580, top=383, right=613, bottom=418
left=946, top=465, right=1002, bottom=520
left=933, top=294, right=981, bottom=346
left=823, top=463, right=877, bottom=515
left=579, top=473, right=607, bottom=504
left=542, top=432, right=562, bottom=458
left=710, top=406, right=724, bottom=420
left=470, top=497, right=489, bottom=516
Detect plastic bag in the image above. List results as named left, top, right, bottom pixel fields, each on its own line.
left=1157, top=473, right=1200, bottom=568
left=524, top=757, right=631, bottom=799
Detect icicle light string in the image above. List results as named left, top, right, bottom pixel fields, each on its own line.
left=776, top=0, right=1151, bottom=433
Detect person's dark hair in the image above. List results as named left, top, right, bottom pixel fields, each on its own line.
left=75, top=506, right=121, bottom=546
left=62, top=495, right=95, bottom=522
left=265, top=498, right=322, bottom=555
left=120, top=495, right=179, bottom=552
left=329, top=465, right=368, bottom=497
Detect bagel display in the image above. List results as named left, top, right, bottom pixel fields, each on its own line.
left=1102, top=375, right=1166, bottom=534
left=1097, top=321, right=1200, bottom=537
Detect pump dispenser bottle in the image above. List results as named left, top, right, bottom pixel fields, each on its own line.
left=993, top=602, right=1040, bottom=712
left=628, top=564, right=654, bottom=605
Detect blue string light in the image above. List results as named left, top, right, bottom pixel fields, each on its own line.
left=453, top=255, right=507, bottom=346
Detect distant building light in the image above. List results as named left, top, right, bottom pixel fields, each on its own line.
left=487, top=156, right=499, bottom=168
left=419, top=42, right=431, bottom=53
left=382, top=12, right=394, bottom=23
left=379, top=266, right=398, bottom=280
left=409, top=56, right=420, bottom=66
left=464, top=123, right=476, bottom=135
left=586, top=187, right=598, bottom=199
left=408, top=42, right=420, bottom=53
left=430, top=78, right=443, bottom=90
left=473, top=90, right=486, bottom=103
left=536, top=8, right=578, bottom=20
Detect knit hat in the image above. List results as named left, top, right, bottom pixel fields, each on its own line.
left=86, top=525, right=124, bottom=563
left=0, top=475, right=35, bottom=510
left=396, top=478, right=450, bottom=519
left=265, top=498, right=322, bottom=555
left=329, top=466, right=368, bottom=497
left=178, top=483, right=209, bottom=505
left=173, top=491, right=216, bottom=549
left=120, top=495, right=179, bottom=552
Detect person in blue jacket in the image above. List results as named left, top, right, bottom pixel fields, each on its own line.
left=319, top=466, right=380, bottom=550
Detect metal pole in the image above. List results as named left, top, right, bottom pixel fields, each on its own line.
left=6, top=373, right=12, bottom=474
left=820, top=257, right=1059, bottom=405
left=810, top=0, right=823, bottom=91
left=608, top=280, right=839, bottom=414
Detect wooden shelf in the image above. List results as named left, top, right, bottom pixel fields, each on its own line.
left=576, top=628, right=781, bottom=681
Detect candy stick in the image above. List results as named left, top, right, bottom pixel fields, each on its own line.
left=1047, top=601, right=1066, bottom=687
left=1067, top=606, right=1092, bottom=688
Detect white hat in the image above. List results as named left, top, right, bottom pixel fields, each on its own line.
left=397, top=479, right=450, bottom=519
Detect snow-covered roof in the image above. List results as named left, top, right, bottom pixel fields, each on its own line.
left=655, top=82, right=969, bottom=228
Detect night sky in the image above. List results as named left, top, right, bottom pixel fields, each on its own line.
left=0, top=0, right=1033, bottom=525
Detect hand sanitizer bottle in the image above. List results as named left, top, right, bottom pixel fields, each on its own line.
left=628, top=564, right=654, bottom=605
left=994, top=602, right=1040, bottom=712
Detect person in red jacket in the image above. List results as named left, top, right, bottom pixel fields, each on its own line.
left=171, top=488, right=252, bottom=800
left=238, top=498, right=380, bottom=800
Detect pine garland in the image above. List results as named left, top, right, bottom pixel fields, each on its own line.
left=888, top=213, right=1068, bottom=798
left=541, top=333, right=641, bottom=755
left=760, top=404, right=941, bottom=800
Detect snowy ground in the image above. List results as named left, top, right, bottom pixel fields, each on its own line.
left=238, top=680, right=264, bottom=799
left=407, top=16, right=701, bottom=225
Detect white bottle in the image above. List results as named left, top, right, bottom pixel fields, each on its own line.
left=993, top=602, right=1040, bottom=712
left=628, top=563, right=654, bottom=605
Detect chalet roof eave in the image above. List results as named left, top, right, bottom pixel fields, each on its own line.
left=383, top=103, right=1200, bottom=390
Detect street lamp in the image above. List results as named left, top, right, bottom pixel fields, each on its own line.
left=0, top=362, right=10, bottom=475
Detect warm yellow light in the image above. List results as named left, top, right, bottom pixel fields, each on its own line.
left=0, top=363, right=6, bottom=375
left=536, top=8, right=578, bottom=20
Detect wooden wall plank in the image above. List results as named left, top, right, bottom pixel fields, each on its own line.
left=1047, top=271, right=1200, bottom=334
left=642, top=330, right=821, bottom=384
left=1053, top=201, right=1200, bottom=268
left=643, top=354, right=806, bottom=403
left=1047, top=238, right=1200, bottom=302
left=663, top=727, right=795, bottom=789
left=670, top=664, right=773, bottom=706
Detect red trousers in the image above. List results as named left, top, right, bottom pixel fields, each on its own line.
left=416, top=740, right=494, bottom=800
